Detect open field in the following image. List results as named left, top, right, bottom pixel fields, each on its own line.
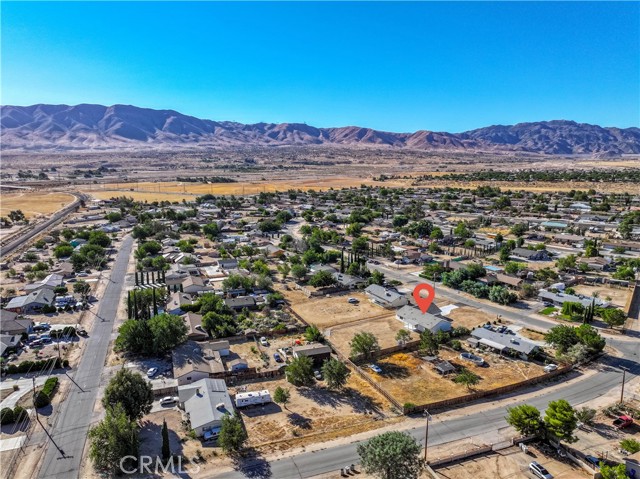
left=369, top=349, right=546, bottom=406
left=0, top=192, right=75, bottom=218
left=572, top=284, right=631, bottom=309
left=446, top=305, right=502, bottom=330
left=328, top=314, right=416, bottom=354
left=285, top=290, right=393, bottom=329
left=233, top=373, right=398, bottom=453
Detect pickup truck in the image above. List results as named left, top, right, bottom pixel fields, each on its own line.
left=612, top=415, right=634, bottom=429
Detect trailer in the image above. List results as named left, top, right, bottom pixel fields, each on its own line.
left=235, top=390, right=272, bottom=408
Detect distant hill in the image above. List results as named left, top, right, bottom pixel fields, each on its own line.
left=1, top=103, right=639, bottom=154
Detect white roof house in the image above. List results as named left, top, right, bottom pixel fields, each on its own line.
left=178, top=378, right=234, bottom=437
left=396, top=306, right=452, bottom=334
left=364, top=285, right=408, bottom=309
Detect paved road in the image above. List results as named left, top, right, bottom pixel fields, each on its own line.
left=218, top=336, right=639, bottom=479
left=0, top=192, right=87, bottom=258
left=37, top=235, right=134, bottom=479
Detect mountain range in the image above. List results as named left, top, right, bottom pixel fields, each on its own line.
left=1, top=103, right=639, bottom=155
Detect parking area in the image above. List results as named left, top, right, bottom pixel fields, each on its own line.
left=125, top=357, right=173, bottom=380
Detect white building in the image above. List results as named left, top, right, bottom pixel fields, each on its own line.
left=396, top=306, right=452, bottom=334
left=364, top=285, right=409, bottom=309
left=178, top=378, right=234, bottom=437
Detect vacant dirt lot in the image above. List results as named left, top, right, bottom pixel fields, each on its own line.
left=0, top=192, right=75, bottom=219
left=435, top=445, right=590, bottom=479
left=369, top=349, right=546, bottom=406
left=328, top=314, right=416, bottom=357
left=233, top=373, right=399, bottom=453
left=285, top=290, right=393, bottom=329
left=572, top=284, right=630, bottom=309
left=446, top=306, right=503, bottom=331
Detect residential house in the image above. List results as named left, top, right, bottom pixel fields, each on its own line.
left=332, top=272, right=366, bottom=289
left=0, top=310, right=32, bottom=335
left=292, top=343, right=331, bottom=367
left=178, top=378, right=234, bottom=437
left=227, top=358, right=249, bottom=372
left=396, top=306, right=452, bottom=334
left=5, top=289, right=55, bottom=314
left=24, top=273, right=64, bottom=293
left=224, top=296, right=257, bottom=311
left=537, top=290, right=610, bottom=309
left=217, top=259, right=239, bottom=270
left=172, top=341, right=227, bottom=386
left=468, top=328, right=540, bottom=360
left=166, top=292, right=194, bottom=316
left=510, top=248, right=551, bottom=262
left=182, top=313, right=208, bottom=341
left=181, top=275, right=213, bottom=294
left=364, top=285, right=409, bottom=309
left=1, top=334, right=21, bottom=357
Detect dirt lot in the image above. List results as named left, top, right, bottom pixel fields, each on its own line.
left=285, top=290, right=394, bottom=329
left=0, top=192, right=75, bottom=219
left=328, top=314, right=416, bottom=356
left=233, top=373, right=399, bottom=453
left=446, top=306, right=504, bottom=331
left=369, top=349, right=546, bottom=406
left=572, top=284, right=631, bottom=309
left=435, top=444, right=590, bottom=479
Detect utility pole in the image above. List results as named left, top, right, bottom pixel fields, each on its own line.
left=423, top=410, right=432, bottom=463
left=620, top=366, right=629, bottom=404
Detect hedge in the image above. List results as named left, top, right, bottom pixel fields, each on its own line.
left=42, top=377, right=59, bottom=398
left=34, top=391, right=50, bottom=408
left=0, top=406, right=28, bottom=425
left=2, top=357, right=65, bottom=375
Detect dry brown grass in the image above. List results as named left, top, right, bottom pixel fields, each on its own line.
left=446, top=306, right=500, bottom=331
left=0, top=192, right=75, bottom=218
left=370, top=349, right=545, bottom=406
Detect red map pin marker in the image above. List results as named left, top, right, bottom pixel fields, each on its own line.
left=413, top=283, right=435, bottom=314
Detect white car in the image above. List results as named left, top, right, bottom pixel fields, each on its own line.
left=529, top=461, right=553, bottom=479
left=368, top=364, right=382, bottom=374
left=160, top=396, right=177, bottom=406
left=544, top=364, right=558, bottom=373
left=260, top=337, right=269, bottom=346
left=146, top=367, right=158, bottom=378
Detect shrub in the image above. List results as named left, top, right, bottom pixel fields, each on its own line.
left=34, top=391, right=50, bottom=408
left=0, top=407, right=15, bottom=425
left=42, top=377, right=59, bottom=397
left=449, top=340, right=462, bottom=351
left=12, top=406, right=27, bottom=423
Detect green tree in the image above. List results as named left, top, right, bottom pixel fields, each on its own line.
left=273, top=386, right=291, bottom=410
left=369, top=269, right=385, bottom=286
left=102, top=368, right=154, bottom=421
left=453, top=368, right=481, bottom=391
left=544, top=399, right=577, bottom=443
left=88, top=404, right=139, bottom=474
left=291, top=264, right=308, bottom=280
left=161, top=418, right=171, bottom=460
left=599, top=463, right=630, bottom=479
left=419, top=330, right=439, bottom=356
left=350, top=332, right=380, bottom=360
left=430, top=228, right=444, bottom=240
left=322, top=358, right=351, bottom=390
left=286, top=355, right=315, bottom=386
left=73, top=280, right=91, bottom=301
left=504, top=262, right=525, bottom=275
left=510, top=223, right=528, bottom=237
left=545, top=325, right=579, bottom=354
left=601, top=309, right=627, bottom=329
left=453, top=222, right=472, bottom=239
left=575, top=407, right=596, bottom=426
left=575, top=324, right=605, bottom=353
left=202, top=222, right=220, bottom=239
left=147, top=313, right=188, bottom=353
left=489, top=285, right=517, bottom=305
left=304, top=325, right=324, bottom=343
left=395, top=329, right=411, bottom=346
left=506, top=404, right=544, bottom=437
left=218, top=413, right=247, bottom=454
left=357, top=431, right=423, bottom=479
left=499, top=246, right=511, bottom=263
left=308, top=270, right=336, bottom=287
left=53, top=243, right=74, bottom=259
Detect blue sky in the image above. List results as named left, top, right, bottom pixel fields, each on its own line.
left=2, top=1, right=638, bottom=132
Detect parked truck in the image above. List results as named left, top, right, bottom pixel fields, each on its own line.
left=612, top=415, right=634, bottom=429
left=235, top=390, right=272, bottom=408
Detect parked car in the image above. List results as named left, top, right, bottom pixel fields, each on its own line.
left=30, top=339, right=43, bottom=347
left=612, top=415, right=634, bottom=429
left=260, top=337, right=269, bottom=346
left=544, top=364, right=558, bottom=373
left=529, top=461, right=553, bottom=479
left=146, top=367, right=158, bottom=378
left=347, top=297, right=359, bottom=304
left=368, top=364, right=382, bottom=373
left=273, top=353, right=283, bottom=363
left=77, top=328, right=88, bottom=337
left=40, top=335, right=52, bottom=343
left=314, top=370, right=323, bottom=380
left=160, top=396, right=177, bottom=406
left=583, top=455, right=601, bottom=468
